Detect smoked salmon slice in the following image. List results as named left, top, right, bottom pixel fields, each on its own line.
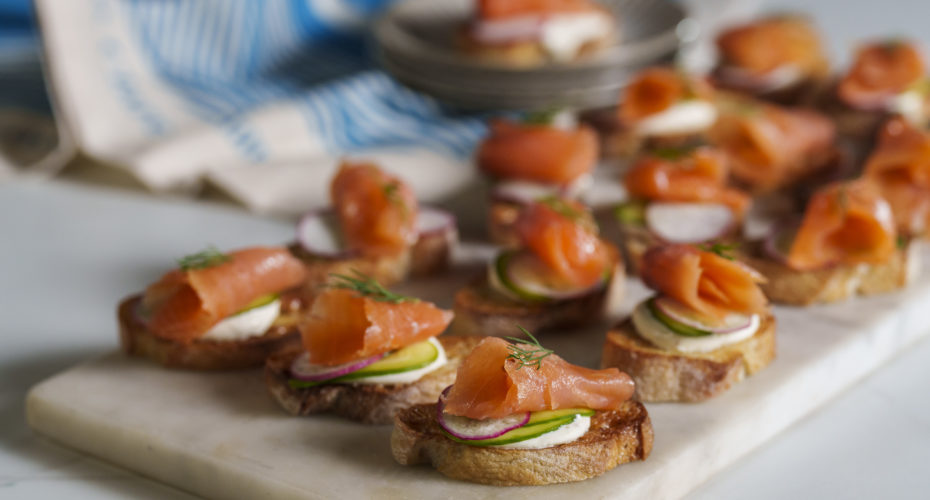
left=863, top=117, right=930, bottom=235
left=300, top=287, right=453, bottom=366
left=477, top=0, right=601, bottom=19
left=838, top=41, right=924, bottom=109
left=142, top=247, right=307, bottom=342
left=478, top=118, right=598, bottom=185
left=787, top=179, right=897, bottom=270
left=514, top=199, right=612, bottom=288
left=716, top=15, right=826, bottom=76
left=619, top=67, right=714, bottom=123
left=624, top=146, right=751, bottom=215
left=331, top=161, right=419, bottom=257
left=641, top=244, right=767, bottom=320
left=709, top=100, right=835, bottom=190
left=442, top=337, right=634, bottom=419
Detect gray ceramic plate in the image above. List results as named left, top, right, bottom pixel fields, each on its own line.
left=373, top=0, right=693, bottom=109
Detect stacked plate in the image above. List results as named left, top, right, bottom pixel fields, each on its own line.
left=373, top=0, right=694, bottom=110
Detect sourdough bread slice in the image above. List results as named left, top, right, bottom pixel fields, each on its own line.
left=118, top=295, right=302, bottom=370
left=742, top=240, right=918, bottom=305
left=449, top=262, right=625, bottom=337
left=601, top=315, right=776, bottom=402
left=391, top=400, right=653, bottom=486
left=265, top=336, right=483, bottom=425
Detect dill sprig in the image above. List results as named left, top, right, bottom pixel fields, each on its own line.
left=504, top=326, right=554, bottom=371
left=328, top=270, right=418, bottom=304
left=177, top=246, right=231, bottom=270
left=538, top=196, right=584, bottom=220
left=699, top=242, right=740, bottom=261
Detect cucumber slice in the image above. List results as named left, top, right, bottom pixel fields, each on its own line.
left=647, top=298, right=712, bottom=337
left=443, top=415, right=577, bottom=447
left=492, top=251, right=608, bottom=303
left=288, top=339, right=439, bottom=389
left=493, top=251, right=549, bottom=302
left=615, top=200, right=646, bottom=226
left=527, top=408, right=595, bottom=425
left=236, top=293, right=279, bottom=315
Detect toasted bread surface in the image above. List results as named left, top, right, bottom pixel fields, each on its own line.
left=392, top=400, right=652, bottom=486
left=601, top=315, right=776, bottom=402
left=118, top=296, right=301, bottom=370
left=265, top=336, right=483, bottom=425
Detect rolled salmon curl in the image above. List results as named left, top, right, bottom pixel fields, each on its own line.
left=477, top=118, right=598, bottom=185
left=641, top=244, right=767, bottom=320
left=142, top=247, right=307, bottom=342
left=300, top=284, right=453, bottom=366
left=477, top=0, right=600, bottom=19
left=624, top=146, right=751, bottom=216
left=787, top=179, right=897, bottom=271
left=619, top=67, right=714, bottom=123
left=515, top=198, right=611, bottom=288
left=331, top=161, right=418, bottom=257
left=716, top=15, right=826, bottom=76
left=864, top=118, right=930, bottom=234
left=838, top=40, right=925, bottom=109
left=443, top=337, right=634, bottom=419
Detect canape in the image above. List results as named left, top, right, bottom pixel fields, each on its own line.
left=602, top=244, right=776, bottom=402
left=265, top=272, right=482, bottom=424
left=452, top=198, right=624, bottom=336
left=392, top=333, right=652, bottom=485
left=477, top=111, right=599, bottom=246
left=118, top=246, right=308, bottom=370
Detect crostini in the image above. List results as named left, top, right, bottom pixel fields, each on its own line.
left=458, top=0, right=616, bottom=67
left=602, top=244, right=776, bottom=402
left=743, top=178, right=917, bottom=305
left=118, top=246, right=308, bottom=370
left=615, top=145, right=751, bottom=272
left=712, top=14, right=829, bottom=105
left=452, top=198, right=624, bottom=337
left=392, top=333, right=652, bottom=485
left=291, top=161, right=456, bottom=290
left=478, top=112, right=599, bottom=246
left=265, top=272, right=482, bottom=424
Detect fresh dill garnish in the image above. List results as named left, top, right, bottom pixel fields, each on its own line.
left=328, top=270, right=418, bottom=304
left=651, top=146, right=694, bottom=161
left=177, top=246, right=231, bottom=270
left=382, top=181, right=410, bottom=219
left=504, top=326, right=554, bottom=371
left=897, top=234, right=907, bottom=249
left=538, top=196, right=584, bottom=220
left=698, top=242, right=740, bottom=261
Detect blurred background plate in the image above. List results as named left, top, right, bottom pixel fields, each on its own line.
left=374, top=0, right=693, bottom=110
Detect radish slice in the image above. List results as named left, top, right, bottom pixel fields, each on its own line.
left=652, top=296, right=753, bottom=335
left=436, top=386, right=530, bottom=440
left=296, top=210, right=355, bottom=259
left=289, top=351, right=385, bottom=382
left=491, top=180, right=561, bottom=205
left=416, top=207, right=456, bottom=238
left=491, top=251, right=608, bottom=302
left=645, top=202, right=735, bottom=243
left=763, top=219, right=800, bottom=265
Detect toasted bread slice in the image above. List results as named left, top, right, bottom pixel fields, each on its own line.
left=601, top=315, right=776, bottom=402
left=265, top=336, right=483, bottom=425
left=391, top=400, right=653, bottom=486
left=742, top=240, right=918, bottom=306
left=118, top=295, right=302, bottom=370
left=449, top=263, right=625, bottom=337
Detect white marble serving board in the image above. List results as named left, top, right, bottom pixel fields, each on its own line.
left=25, top=243, right=930, bottom=500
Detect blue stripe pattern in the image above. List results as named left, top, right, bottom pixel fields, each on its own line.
left=113, top=0, right=485, bottom=162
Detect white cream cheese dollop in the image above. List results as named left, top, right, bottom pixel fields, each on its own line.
left=349, top=338, right=448, bottom=385
left=201, top=298, right=280, bottom=341
left=497, top=413, right=592, bottom=449
left=634, top=100, right=718, bottom=137
left=539, top=12, right=613, bottom=61
left=631, top=301, right=760, bottom=353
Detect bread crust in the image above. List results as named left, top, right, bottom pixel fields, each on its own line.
left=264, top=336, right=484, bottom=425
left=742, top=240, right=917, bottom=305
left=449, top=262, right=625, bottom=337
left=118, top=296, right=302, bottom=370
left=391, top=400, right=653, bottom=486
left=601, top=315, right=776, bottom=402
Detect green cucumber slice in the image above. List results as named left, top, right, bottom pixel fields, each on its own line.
left=647, top=298, right=712, bottom=337
left=493, top=251, right=549, bottom=302
left=235, top=293, right=279, bottom=315
left=493, top=251, right=609, bottom=303
left=288, top=339, right=439, bottom=388
left=444, top=415, right=577, bottom=447
left=615, top=201, right=646, bottom=226
left=526, top=408, right=595, bottom=426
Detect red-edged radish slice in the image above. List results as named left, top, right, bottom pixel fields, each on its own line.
left=296, top=210, right=356, bottom=259
left=652, top=296, right=753, bottom=335
left=436, top=386, right=531, bottom=440
left=289, top=351, right=385, bottom=382
left=415, top=207, right=457, bottom=238
left=491, top=180, right=560, bottom=205
left=645, top=202, right=735, bottom=243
